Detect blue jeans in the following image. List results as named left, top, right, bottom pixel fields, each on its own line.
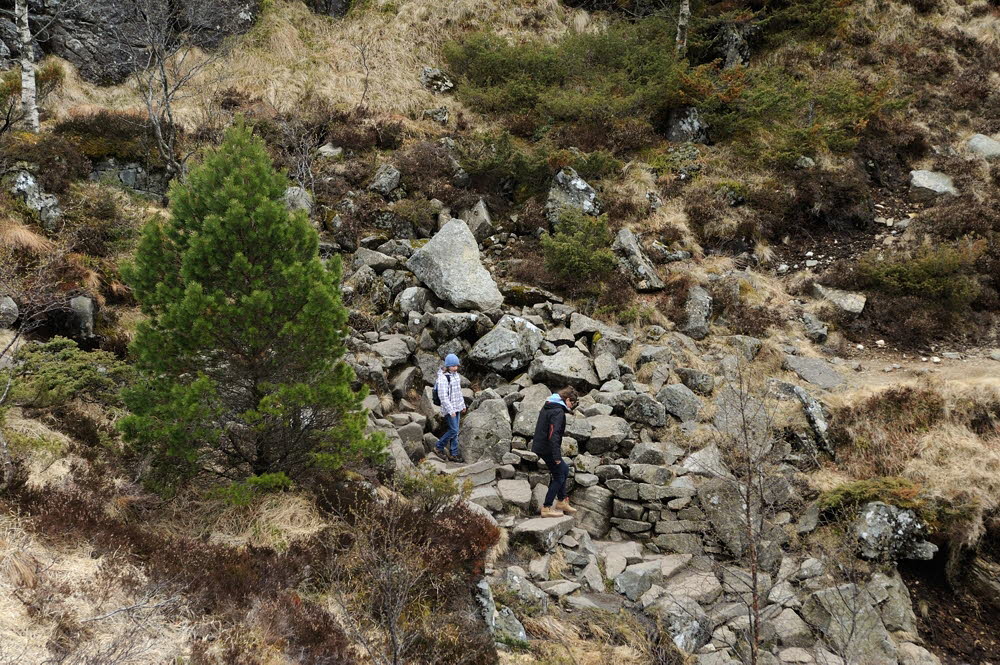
left=542, top=454, right=568, bottom=507
left=435, top=413, right=460, bottom=456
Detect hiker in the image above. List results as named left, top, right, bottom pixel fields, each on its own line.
left=434, top=353, right=466, bottom=462
left=531, top=386, right=579, bottom=518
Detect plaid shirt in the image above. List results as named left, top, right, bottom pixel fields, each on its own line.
left=436, top=369, right=464, bottom=416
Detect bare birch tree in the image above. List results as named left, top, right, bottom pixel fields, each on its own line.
left=676, top=0, right=690, bottom=57
left=13, top=0, right=37, bottom=132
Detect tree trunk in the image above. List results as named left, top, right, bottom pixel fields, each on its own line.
left=676, top=0, right=690, bottom=58
left=15, top=0, right=39, bottom=133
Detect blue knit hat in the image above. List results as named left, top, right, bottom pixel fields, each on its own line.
left=444, top=353, right=461, bottom=367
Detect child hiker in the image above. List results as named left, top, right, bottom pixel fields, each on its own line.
left=434, top=353, right=466, bottom=462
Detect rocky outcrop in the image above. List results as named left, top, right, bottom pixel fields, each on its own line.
left=470, top=315, right=542, bottom=374
left=612, top=228, right=665, bottom=292
left=812, top=284, right=866, bottom=315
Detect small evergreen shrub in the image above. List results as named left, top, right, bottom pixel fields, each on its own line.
left=541, top=211, right=617, bottom=282
left=852, top=245, right=982, bottom=311
left=11, top=337, right=132, bottom=410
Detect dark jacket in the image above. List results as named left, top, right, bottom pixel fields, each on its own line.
left=531, top=400, right=570, bottom=463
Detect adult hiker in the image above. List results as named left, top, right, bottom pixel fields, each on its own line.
left=434, top=353, right=466, bottom=462
left=531, top=386, right=579, bottom=518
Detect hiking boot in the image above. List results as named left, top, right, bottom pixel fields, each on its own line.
left=540, top=506, right=564, bottom=518
left=433, top=447, right=447, bottom=459
left=447, top=453, right=465, bottom=463
left=554, top=499, right=578, bottom=515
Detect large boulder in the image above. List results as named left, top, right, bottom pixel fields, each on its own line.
left=585, top=415, right=631, bottom=454
left=369, top=163, right=401, bottom=196
left=854, top=502, right=938, bottom=562
left=680, top=285, right=712, bottom=340
left=460, top=199, right=495, bottom=243
left=612, top=228, right=665, bottom=292
left=406, top=219, right=503, bottom=311
left=801, top=584, right=898, bottom=664
left=534, top=347, right=599, bottom=388
left=69, top=295, right=96, bottom=339
left=624, top=393, right=667, bottom=427
left=459, top=398, right=513, bottom=464
left=909, top=169, right=958, bottom=201
left=544, top=167, right=599, bottom=225
left=666, top=107, right=708, bottom=144
left=470, top=315, right=543, bottom=374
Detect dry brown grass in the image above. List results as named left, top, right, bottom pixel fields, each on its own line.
left=0, top=220, right=53, bottom=255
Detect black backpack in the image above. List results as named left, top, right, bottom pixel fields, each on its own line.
left=432, top=373, right=452, bottom=407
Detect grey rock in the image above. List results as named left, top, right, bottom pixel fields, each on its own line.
left=460, top=399, right=513, bottom=464
left=460, top=199, right=495, bottom=243
left=812, top=284, right=866, bottom=315
left=471, top=315, right=543, bottom=374
left=909, top=169, right=958, bottom=201
left=422, top=107, right=450, bottom=125
left=681, top=286, right=712, bottom=340
left=316, top=143, right=344, bottom=159
left=783, top=355, right=844, bottom=390
left=8, top=170, right=61, bottom=230
left=498, top=478, right=532, bottom=511
left=801, top=584, right=898, bottom=664
left=658, top=384, right=702, bottom=423
left=0, top=296, right=17, bottom=328
left=629, top=463, right=672, bottom=485
left=395, top=286, right=430, bottom=317
left=406, top=219, right=503, bottom=311
left=854, top=501, right=938, bottom=561
left=534, top=347, right=600, bottom=388
left=625, top=393, right=667, bottom=427
left=968, top=133, right=1000, bottom=160
left=727, top=335, right=762, bottom=361
left=283, top=186, right=313, bottom=216
left=868, top=571, right=918, bottom=634
left=69, top=295, right=96, bottom=339
left=898, top=642, right=941, bottom=665
left=469, top=485, right=503, bottom=512
left=667, top=106, right=708, bottom=144
left=420, top=66, right=454, bottom=93
left=572, top=485, right=614, bottom=538
left=586, top=415, right=631, bottom=454
left=680, top=444, right=732, bottom=478
left=502, top=566, right=549, bottom=612
left=495, top=606, right=527, bottom=643
left=353, top=247, right=398, bottom=273
left=368, top=163, right=402, bottom=196
left=372, top=337, right=412, bottom=369
left=676, top=368, right=714, bottom=395
left=545, top=167, right=599, bottom=225
left=652, top=595, right=713, bottom=653
left=663, top=568, right=723, bottom=605
left=612, top=228, right=665, bottom=292
left=512, top=515, right=576, bottom=552
left=630, top=440, right=683, bottom=466
left=802, top=312, right=828, bottom=344
left=594, top=352, right=621, bottom=383
left=699, top=478, right=757, bottom=558
left=614, top=559, right=663, bottom=600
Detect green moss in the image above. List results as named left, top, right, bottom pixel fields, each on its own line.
left=818, top=477, right=924, bottom=515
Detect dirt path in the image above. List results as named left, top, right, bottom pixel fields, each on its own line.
left=842, top=350, right=1000, bottom=393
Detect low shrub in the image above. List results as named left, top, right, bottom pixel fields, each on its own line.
left=11, top=337, right=132, bottom=410
left=0, top=132, right=91, bottom=193
left=541, top=210, right=617, bottom=282
left=851, top=245, right=982, bottom=311
left=53, top=110, right=169, bottom=165
left=818, top=477, right=926, bottom=515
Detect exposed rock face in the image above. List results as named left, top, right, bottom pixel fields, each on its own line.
left=459, top=398, right=513, bottom=464
left=406, top=219, right=503, bottom=311
left=69, top=296, right=96, bottom=339
left=420, top=66, right=455, bottom=93
left=544, top=168, right=599, bottom=225
left=854, top=502, right=938, bottom=561
left=909, top=169, right=958, bottom=201
left=368, top=163, right=402, bottom=196
left=612, top=228, right=665, bottom=292
left=801, top=584, right=899, bottom=664
left=811, top=284, right=866, bottom=315
left=470, top=315, right=543, bottom=374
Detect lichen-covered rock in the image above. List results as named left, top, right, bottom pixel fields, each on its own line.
left=459, top=398, right=513, bottom=464
left=624, top=393, right=667, bottom=427
left=658, top=383, right=702, bottom=423
left=534, top=347, right=600, bottom=388
left=909, top=169, right=958, bottom=201
left=854, top=501, right=938, bottom=562
left=585, top=415, right=631, bottom=454
left=681, top=285, right=712, bottom=340
left=783, top=355, right=844, bottom=391
left=544, top=167, right=599, bottom=225
left=368, top=163, right=402, bottom=196
left=651, top=595, right=713, bottom=653
left=801, top=584, right=898, bottom=664
left=812, top=284, right=866, bottom=315
left=968, top=133, right=1000, bottom=160
left=0, top=296, right=17, bottom=329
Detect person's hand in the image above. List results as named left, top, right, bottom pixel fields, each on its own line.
left=462, top=408, right=467, bottom=413
left=554, top=459, right=562, bottom=465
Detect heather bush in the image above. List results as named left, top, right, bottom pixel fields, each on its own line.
left=53, top=110, right=171, bottom=165
left=0, top=133, right=91, bottom=194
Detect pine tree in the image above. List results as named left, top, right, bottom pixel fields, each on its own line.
left=121, top=121, right=381, bottom=490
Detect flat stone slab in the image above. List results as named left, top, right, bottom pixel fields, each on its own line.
left=512, top=515, right=576, bottom=552
left=783, top=355, right=844, bottom=390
